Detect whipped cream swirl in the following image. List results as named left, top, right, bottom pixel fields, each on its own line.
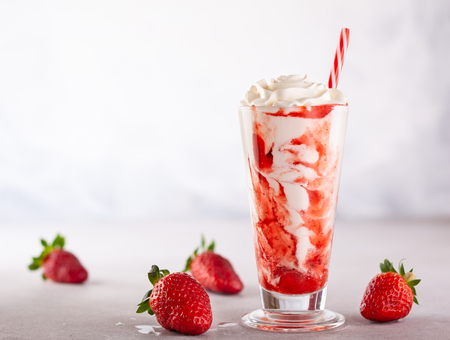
left=241, top=74, right=347, bottom=107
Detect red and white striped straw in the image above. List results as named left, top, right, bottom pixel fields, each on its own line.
left=328, top=28, right=351, bottom=89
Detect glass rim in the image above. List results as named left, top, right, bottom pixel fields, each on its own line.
left=238, top=103, right=348, bottom=110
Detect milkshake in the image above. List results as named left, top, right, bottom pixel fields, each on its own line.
left=240, top=74, right=348, bottom=332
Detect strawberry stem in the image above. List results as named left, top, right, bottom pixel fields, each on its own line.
left=379, top=259, right=421, bottom=305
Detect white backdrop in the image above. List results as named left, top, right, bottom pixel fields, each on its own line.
left=0, top=0, right=449, bottom=223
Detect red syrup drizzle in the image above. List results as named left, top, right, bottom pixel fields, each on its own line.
left=249, top=105, right=341, bottom=295
left=265, top=104, right=346, bottom=119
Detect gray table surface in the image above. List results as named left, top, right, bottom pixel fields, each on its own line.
left=1, top=219, right=449, bottom=339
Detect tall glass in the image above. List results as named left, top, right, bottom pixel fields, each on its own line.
left=239, top=104, right=348, bottom=332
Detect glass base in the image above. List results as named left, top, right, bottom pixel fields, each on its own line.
left=260, top=285, right=328, bottom=311
left=241, top=286, right=344, bottom=332
left=241, top=308, right=345, bottom=332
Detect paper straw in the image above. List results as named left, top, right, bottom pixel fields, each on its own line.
left=328, top=28, right=351, bottom=89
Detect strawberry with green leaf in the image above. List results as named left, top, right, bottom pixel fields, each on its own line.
left=136, top=265, right=212, bottom=335
left=360, top=259, right=420, bottom=322
left=29, top=234, right=88, bottom=283
left=184, top=236, right=243, bottom=294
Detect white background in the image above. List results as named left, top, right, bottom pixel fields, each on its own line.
left=0, top=0, right=449, bottom=224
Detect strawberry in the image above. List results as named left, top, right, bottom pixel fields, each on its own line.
left=184, top=236, right=243, bottom=294
left=136, top=265, right=212, bottom=335
left=28, top=234, right=88, bottom=283
left=360, top=259, right=421, bottom=322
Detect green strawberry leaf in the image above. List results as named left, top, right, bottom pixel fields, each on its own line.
left=207, top=240, right=215, bottom=252
left=136, top=299, right=150, bottom=313
left=413, top=296, right=419, bottom=305
left=42, top=273, right=47, bottom=280
left=408, top=279, right=421, bottom=287
left=380, top=259, right=397, bottom=273
left=148, top=265, right=161, bottom=286
left=390, top=261, right=397, bottom=273
left=147, top=266, right=170, bottom=285
left=41, top=239, right=48, bottom=247
left=141, top=289, right=152, bottom=302
left=28, top=263, right=40, bottom=270
left=29, top=255, right=45, bottom=270
left=52, top=234, right=65, bottom=249
left=184, top=256, right=192, bottom=272
left=201, top=235, right=205, bottom=250
left=399, top=261, right=406, bottom=276
left=148, top=309, right=154, bottom=315
left=380, top=259, right=388, bottom=272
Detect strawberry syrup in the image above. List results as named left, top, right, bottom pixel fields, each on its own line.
left=248, top=105, right=343, bottom=295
